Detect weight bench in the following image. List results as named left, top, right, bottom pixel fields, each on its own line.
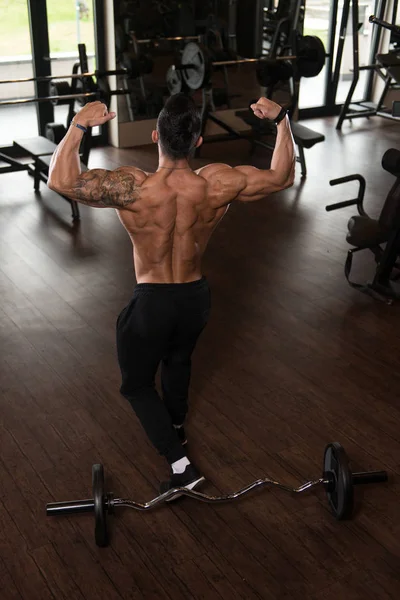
left=13, top=136, right=81, bottom=221
left=0, top=151, right=29, bottom=175
left=235, top=109, right=325, bottom=177
left=326, top=148, right=400, bottom=303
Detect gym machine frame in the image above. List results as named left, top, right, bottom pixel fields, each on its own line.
left=334, top=0, right=400, bottom=129
left=46, top=442, right=388, bottom=547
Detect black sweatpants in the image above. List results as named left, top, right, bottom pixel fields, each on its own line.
left=116, top=277, right=210, bottom=465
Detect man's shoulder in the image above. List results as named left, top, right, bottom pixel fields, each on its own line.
left=196, top=163, right=247, bottom=192
left=113, top=166, right=148, bottom=186
left=195, top=163, right=233, bottom=179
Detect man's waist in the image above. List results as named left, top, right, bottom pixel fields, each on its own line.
left=134, top=276, right=208, bottom=293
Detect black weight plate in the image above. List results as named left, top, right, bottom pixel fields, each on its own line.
left=256, top=59, right=293, bottom=87
left=92, top=464, right=109, bottom=547
left=74, top=78, right=87, bottom=107
left=96, top=76, right=111, bottom=106
left=45, top=123, right=67, bottom=144
left=166, top=66, right=182, bottom=95
left=115, top=24, right=129, bottom=56
left=181, top=42, right=211, bottom=90
left=323, top=442, right=354, bottom=520
left=121, top=52, right=139, bottom=78
left=296, top=35, right=326, bottom=78
left=48, top=80, right=71, bottom=106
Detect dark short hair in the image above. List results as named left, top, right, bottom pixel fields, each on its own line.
left=157, top=94, right=202, bottom=159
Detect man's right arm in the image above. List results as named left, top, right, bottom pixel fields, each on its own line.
left=234, top=108, right=296, bottom=202
left=201, top=98, right=296, bottom=207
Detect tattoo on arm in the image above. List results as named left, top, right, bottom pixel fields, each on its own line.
left=71, top=168, right=140, bottom=208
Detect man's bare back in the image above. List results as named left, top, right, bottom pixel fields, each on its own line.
left=115, top=167, right=229, bottom=283
left=48, top=98, right=295, bottom=284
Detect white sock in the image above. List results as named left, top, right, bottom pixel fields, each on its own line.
left=171, top=456, right=190, bottom=474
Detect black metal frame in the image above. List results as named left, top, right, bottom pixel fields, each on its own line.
left=27, top=0, right=54, bottom=135
left=93, top=0, right=108, bottom=144
left=298, top=0, right=385, bottom=119
left=25, top=0, right=105, bottom=141
left=335, top=0, right=388, bottom=130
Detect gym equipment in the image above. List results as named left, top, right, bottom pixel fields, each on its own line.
left=46, top=442, right=388, bottom=547
left=169, top=34, right=326, bottom=91
left=122, top=31, right=201, bottom=119
left=129, top=33, right=201, bottom=48
left=0, top=44, right=92, bottom=224
left=0, top=79, right=129, bottom=107
left=10, top=136, right=82, bottom=222
left=326, top=148, right=400, bottom=303
left=0, top=68, right=146, bottom=86
left=166, top=65, right=185, bottom=94
left=45, top=123, right=67, bottom=144
left=119, top=52, right=154, bottom=79
left=261, top=0, right=306, bottom=58
left=369, top=14, right=400, bottom=36
left=334, top=1, right=400, bottom=129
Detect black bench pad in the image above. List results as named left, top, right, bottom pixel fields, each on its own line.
left=14, top=136, right=57, bottom=158
left=290, top=122, right=325, bottom=148
left=346, top=215, right=389, bottom=247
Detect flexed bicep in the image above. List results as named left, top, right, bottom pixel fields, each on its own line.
left=51, top=167, right=144, bottom=208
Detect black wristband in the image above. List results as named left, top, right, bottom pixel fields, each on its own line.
left=273, top=107, right=288, bottom=125
left=71, top=120, right=88, bottom=133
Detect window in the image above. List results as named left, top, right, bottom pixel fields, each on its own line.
left=47, top=0, right=97, bottom=129
left=0, top=0, right=37, bottom=143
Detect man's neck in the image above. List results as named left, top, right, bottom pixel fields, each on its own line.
left=157, top=155, right=191, bottom=170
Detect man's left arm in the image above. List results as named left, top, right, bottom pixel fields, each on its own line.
left=48, top=101, right=143, bottom=208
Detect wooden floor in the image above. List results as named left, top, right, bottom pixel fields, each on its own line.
left=1, top=115, right=400, bottom=600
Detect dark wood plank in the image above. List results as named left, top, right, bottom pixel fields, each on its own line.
left=31, top=544, right=87, bottom=600
left=0, top=571, right=24, bottom=600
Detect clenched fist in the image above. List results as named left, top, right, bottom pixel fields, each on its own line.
left=250, top=97, right=282, bottom=121
left=75, top=101, right=116, bottom=128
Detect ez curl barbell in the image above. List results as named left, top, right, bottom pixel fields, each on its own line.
left=46, top=442, right=388, bottom=547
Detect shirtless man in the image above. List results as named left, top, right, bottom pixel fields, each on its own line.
left=48, top=93, right=295, bottom=493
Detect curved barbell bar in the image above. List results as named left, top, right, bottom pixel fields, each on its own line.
left=112, top=476, right=327, bottom=511
left=47, top=476, right=327, bottom=516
